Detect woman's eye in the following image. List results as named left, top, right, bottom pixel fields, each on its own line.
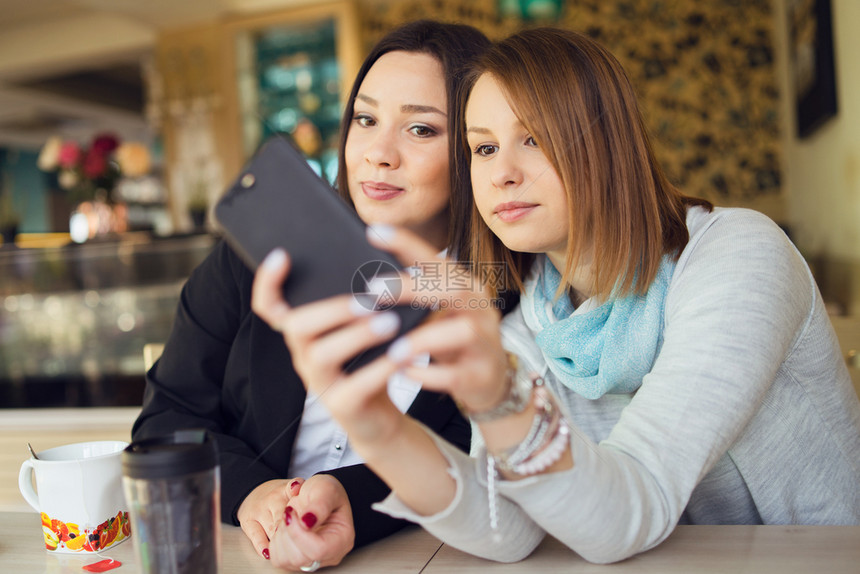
left=353, top=114, right=375, bottom=127
left=409, top=125, right=436, bottom=137
left=473, top=144, right=498, bottom=157
left=525, top=135, right=538, bottom=147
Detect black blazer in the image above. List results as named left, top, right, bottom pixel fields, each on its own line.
left=132, top=240, right=470, bottom=548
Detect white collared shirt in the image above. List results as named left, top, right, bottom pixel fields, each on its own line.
left=288, top=358, right=425, bottom=478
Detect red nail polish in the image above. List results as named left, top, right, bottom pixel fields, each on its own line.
left=284, top=506, right=293, bottom=525
left=290, top=480, right=300, bottom=489
left=301, top=512, right=317, bottom=528
left=262, top=548, right=270, bottom=560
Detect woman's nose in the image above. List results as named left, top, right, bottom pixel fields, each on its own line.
left=364, top=132, right=400, bottom=169
left=489, top=150, right=523, bottom=189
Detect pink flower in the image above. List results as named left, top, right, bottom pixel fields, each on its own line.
left=58, top=141, right=82, bottom=169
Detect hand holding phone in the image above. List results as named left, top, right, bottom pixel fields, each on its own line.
left=215, top=136, right=428, bottom=370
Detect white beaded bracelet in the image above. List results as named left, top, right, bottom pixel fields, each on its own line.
left=494, top=381, right=558, bottom=473
left=508, top=418, right=570, bottom=475
left=485, top=380, right=570, bottom=539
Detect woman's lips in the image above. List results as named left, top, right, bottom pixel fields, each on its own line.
left=361, top=181, right=405, bottom=201
left=493, top=201, right=538, bottom=223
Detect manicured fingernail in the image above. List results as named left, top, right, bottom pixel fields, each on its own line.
left=301, top=512, right=317, bottom=529
left=367, top=224, right=395, bottom=243
left=370, top=312, right=400, bottom=336
left=284, top=506, right=293, bottom=525
left=350, top=294, right=377, bottom=315
left=290, top=480, right=301, bottom=489
left=387, top=336, right=411, bottom=362
left=262, top=548, right=270, bottom=560
left=262, top=248, right=286, bottom=271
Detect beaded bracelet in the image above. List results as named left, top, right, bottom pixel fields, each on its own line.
left=508, top=418, right=570, bottom=475
left=493, top=380, right=558, bottom=473
left=485, top=379, right=570, bottom=538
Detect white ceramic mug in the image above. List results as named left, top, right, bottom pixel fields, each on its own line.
left=19, top=440, right=131, bottom=553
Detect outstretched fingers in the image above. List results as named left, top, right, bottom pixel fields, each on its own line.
left=386, top=311, right=509, bottom=413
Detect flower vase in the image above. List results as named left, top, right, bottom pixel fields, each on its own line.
left=68, top=196, right=128, bottom=243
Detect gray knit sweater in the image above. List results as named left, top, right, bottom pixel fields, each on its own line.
left=376, top=207, right=860, bottom=564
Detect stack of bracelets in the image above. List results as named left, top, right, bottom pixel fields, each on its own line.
left=463, top=353, right=571, bottom=537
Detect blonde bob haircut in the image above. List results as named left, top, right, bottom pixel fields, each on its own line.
left=463, top=28, right=712, bottom=301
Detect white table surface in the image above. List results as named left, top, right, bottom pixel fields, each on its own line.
left=2, top=510, right=859, bottom=573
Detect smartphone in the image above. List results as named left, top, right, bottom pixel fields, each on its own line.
left=215, top=135, right=429, bottom=371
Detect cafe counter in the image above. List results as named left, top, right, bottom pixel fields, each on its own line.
left=0, top=232, right=215, bottom=409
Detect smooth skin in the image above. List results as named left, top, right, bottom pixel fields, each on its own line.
left=345, top=50, right=452, bottom=251
left=467, top=74, right=571, bottom=273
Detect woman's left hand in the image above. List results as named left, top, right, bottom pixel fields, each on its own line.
left=237, top=477, right=304, bottom=559
left=268, top=474, right=355, bottom=571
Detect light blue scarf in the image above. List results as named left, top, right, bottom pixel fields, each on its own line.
left=520, top=255, right=674, bottom=399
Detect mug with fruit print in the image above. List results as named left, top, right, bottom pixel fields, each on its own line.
left=19, top=440, right=132, bottom=553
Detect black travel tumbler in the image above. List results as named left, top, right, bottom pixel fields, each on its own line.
left=122, top=430, right=220, bottom=574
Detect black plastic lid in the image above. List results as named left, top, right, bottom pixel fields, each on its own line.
left=122, top=429, right=218, bottom=479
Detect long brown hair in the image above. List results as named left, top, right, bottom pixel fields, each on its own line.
left=463, top=28, right=711, bottom=300
left=335, top=20, right=490, bottom=255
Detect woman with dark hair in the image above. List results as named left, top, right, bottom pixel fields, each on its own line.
left=254, top=27, right=860, bottom=565
left=133, top=19, right=490, bottom=572
left=334, top=21, right=482, bottom=259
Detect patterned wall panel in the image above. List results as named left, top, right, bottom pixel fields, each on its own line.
left=358, top=0, right=783, bottom=206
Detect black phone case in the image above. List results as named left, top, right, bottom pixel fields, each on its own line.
left=215, top=136, right=429, bottom=371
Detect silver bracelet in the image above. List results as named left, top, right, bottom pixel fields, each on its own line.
left=465, top=353, right=533, bottom=423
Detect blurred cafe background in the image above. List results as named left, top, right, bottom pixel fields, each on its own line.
left=0, top=0, right=858, bottom=507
